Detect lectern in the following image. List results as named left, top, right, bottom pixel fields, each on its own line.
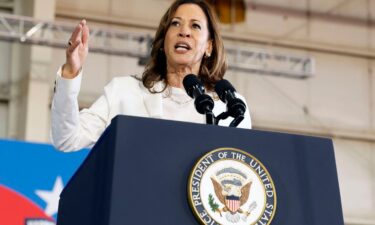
left=57, top=115, right=344, bottom=225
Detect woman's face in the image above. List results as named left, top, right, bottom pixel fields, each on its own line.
left=164, top=3, right=212, bottom=73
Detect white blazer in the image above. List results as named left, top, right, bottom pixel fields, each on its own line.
left=51, top=70, right=251, bottom=152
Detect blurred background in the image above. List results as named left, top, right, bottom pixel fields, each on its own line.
left=0, top=0, right=374, bottom=224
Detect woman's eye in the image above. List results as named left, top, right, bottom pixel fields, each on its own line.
left=171, top=21, right=180, bottom=26
left=192, top=24, right=201, bottom=29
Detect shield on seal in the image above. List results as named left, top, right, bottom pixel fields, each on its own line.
left=225, top=195, right=240, bottom=213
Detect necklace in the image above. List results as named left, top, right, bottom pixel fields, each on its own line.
left=162, top=86, right=193, bottom=105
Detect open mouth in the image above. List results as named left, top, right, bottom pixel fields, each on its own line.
left=175, top=42, right=191, bottom=51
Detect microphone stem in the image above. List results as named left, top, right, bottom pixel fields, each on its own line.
left=205, top=111, right=216, bottom=125
left=229, top=115, right=244, bottom=127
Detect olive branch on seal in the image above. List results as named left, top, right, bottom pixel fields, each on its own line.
left=208, top=194, right=222, bottom=216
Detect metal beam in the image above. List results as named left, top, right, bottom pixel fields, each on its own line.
left=226, top=45, right=314, bottom=78
left=0, top=12, right=314, bottom=78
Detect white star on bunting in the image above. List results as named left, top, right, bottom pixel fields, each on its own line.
left=35, top=176, right=64, bottom=216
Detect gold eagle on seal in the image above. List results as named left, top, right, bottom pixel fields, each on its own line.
left=210, top=167, right=256, bottom=223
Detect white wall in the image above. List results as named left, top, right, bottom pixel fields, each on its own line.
left=335, top=139, right=375, bottom=222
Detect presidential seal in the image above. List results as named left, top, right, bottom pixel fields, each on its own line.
left=188, top=148, right=276, bottom=225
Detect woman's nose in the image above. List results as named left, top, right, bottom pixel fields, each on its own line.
left=178, top=26, right=191, bottom=38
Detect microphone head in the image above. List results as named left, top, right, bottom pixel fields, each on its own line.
left=195, top=94, right=214, bottom=114
left=214, top=79, right=236, bottom=102
left=183, top=74, right=204, bottom=98
left=228, top=98, right=246, bottom=117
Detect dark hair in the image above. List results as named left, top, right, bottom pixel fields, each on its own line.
left=142, top=0, right=227, bottom=92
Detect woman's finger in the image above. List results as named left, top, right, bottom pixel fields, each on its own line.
left=69, top=22, right=83, bottom=45
left=81, top=20, right=89, bottom=49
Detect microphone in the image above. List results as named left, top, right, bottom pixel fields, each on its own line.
left=214, top=79, right=246, bottom=127
left=183, top=74, right=215, bottom=125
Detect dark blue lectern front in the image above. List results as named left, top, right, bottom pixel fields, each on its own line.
left=57, top=115, right=344, bottom=225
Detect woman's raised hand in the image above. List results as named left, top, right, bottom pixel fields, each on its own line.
left=62, top=20, right=89, bottom=79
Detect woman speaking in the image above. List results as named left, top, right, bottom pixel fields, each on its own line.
left=51, top=0, right=252, bottom=152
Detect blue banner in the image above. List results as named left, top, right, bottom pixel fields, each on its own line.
left=0, top=139, right=88, bottom=225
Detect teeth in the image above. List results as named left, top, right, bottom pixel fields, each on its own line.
left=175, top=43, right=190, bottom=49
